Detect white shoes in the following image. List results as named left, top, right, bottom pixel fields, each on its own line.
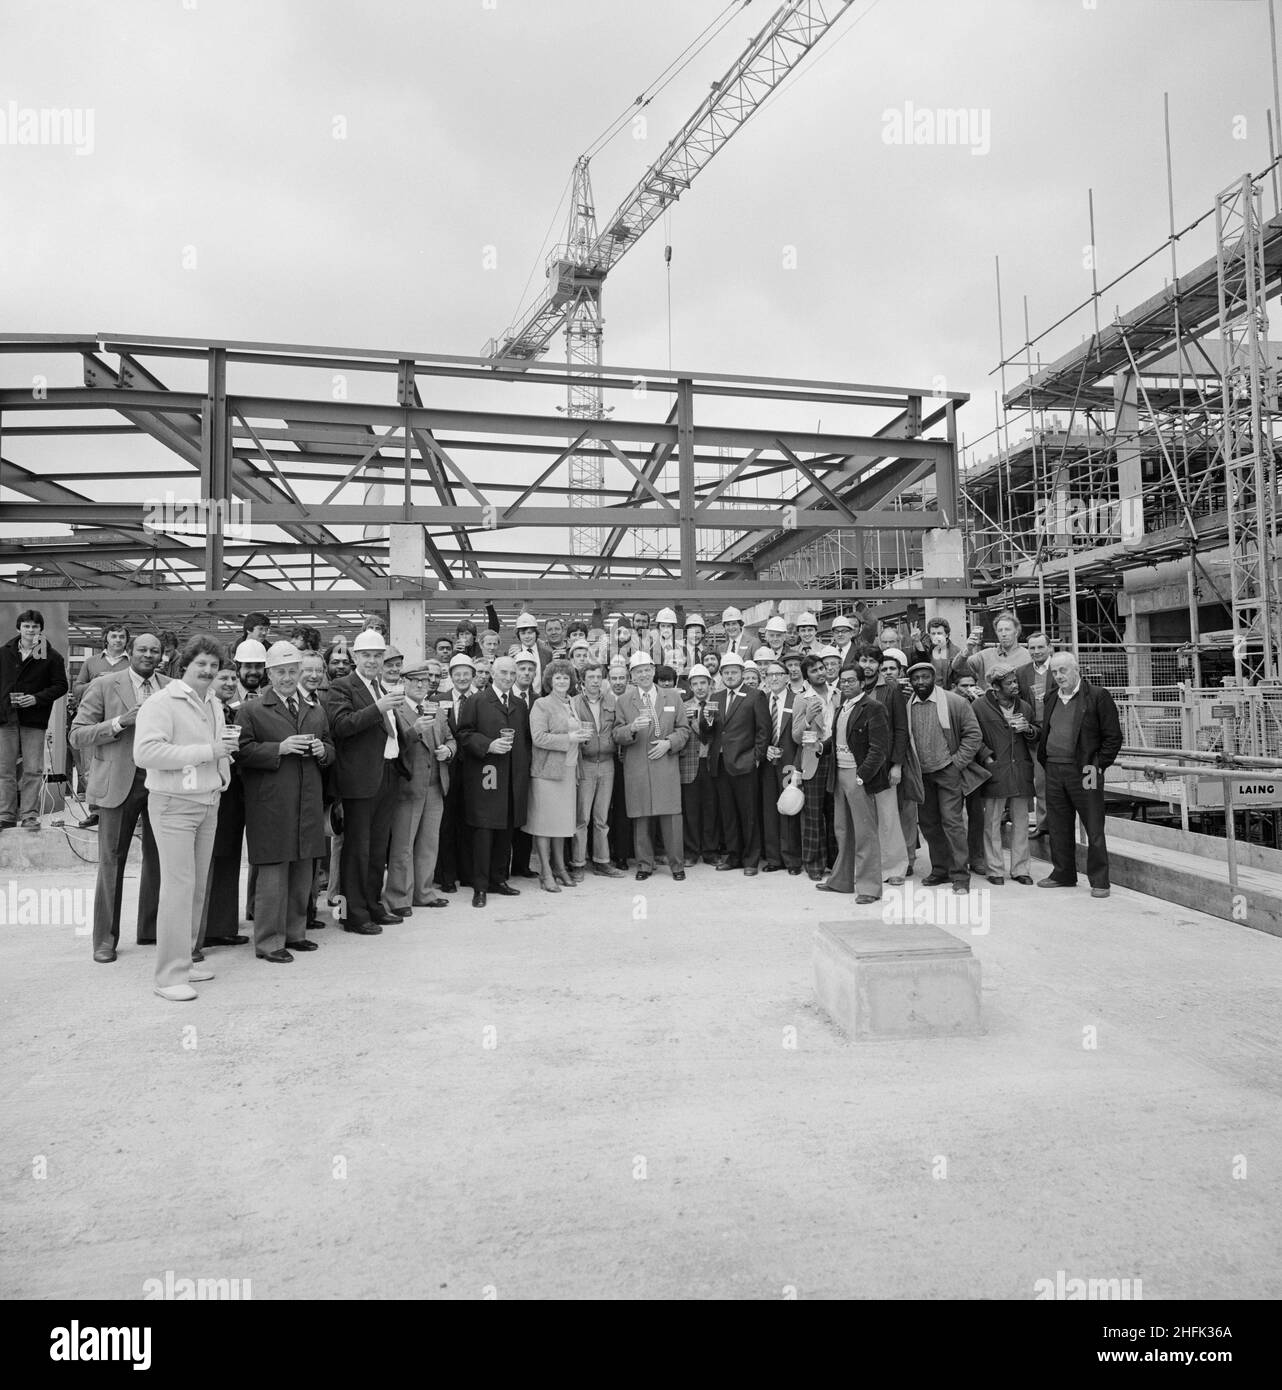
left=155, top=983, right=198, bottom=1002
left=188, top=968, right=215, bottom=982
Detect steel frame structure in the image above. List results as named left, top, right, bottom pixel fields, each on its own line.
left=0, top=334, right=970, bottom=638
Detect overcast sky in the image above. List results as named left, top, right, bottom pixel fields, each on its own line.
left=2, top=0, right=1278, bottom=557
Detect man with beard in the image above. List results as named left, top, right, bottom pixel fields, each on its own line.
left=854, top=645, right=911, bottom=886
left=457, top=655, right=532, bottom=908
left=70, top=632, right=167, bottom=962
left=905, top=662, right=987, bottom=894
left=972, top=664, right=1039, bottom=886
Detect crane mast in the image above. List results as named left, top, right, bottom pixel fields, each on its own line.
left=486, top=0, right=854, bottom=558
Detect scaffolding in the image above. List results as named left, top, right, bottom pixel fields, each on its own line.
left=958, top=161, right=1282, bottom=688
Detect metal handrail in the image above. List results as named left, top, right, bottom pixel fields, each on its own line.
left=1111, top=751, right=1282, bottom=892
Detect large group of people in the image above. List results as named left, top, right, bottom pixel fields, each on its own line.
left=0, top=601, right=1124, bottom=1003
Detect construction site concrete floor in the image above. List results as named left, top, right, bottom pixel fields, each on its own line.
left=2, top=847, right=1280, bottom=1301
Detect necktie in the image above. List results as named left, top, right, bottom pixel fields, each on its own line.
left=501, top=694, right=509, bottom=712
left=771, top=694, right=781, bottom=741
left=287, top=695, right=298, bottom=722
left=139, top=678, right=153, bottom=701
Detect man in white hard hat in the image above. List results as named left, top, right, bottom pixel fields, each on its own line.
left=721, top=606, right=755, bottom=662
left=510, top=612, right=552, bottom=691
left=654, top=608, right=680, bottom=668
left=708, top=651, right=770, bottom=875
left=322, top=628, right=407, bottom=935
left=762, top=615, right=789, bottom=659
left=612, top=650, right=690, bottom=880
left=682, top=613, right=707, bottom=675
left=232, top=637, right=268, bottom=707
left=237, top=641, right=334, bottom=962
left=830, top=614, right=859, bottom=672
left=678, top=662, right=720, bottom=865
left=793, top=612, right=819, bottom=656
left=434, top=653, right=477, bottom=894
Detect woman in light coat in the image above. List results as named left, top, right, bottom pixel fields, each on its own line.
left=524, top=660, right=590, bottom=892
left=133, top=634, right=237, bottom=1001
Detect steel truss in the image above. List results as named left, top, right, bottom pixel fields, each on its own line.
left=0, top=334, right=970, bottom=639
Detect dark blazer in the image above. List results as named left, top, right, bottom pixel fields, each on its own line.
left=869, top=679, right=909, bottom=767
left=236, top=687, right=335, bottom=864
left=762, top=684, right=802, bottom=771
left=209, top=699, right=245, bottom=858
left=457, top=685, right=532, bottom=830
left=708, top=686, right=770, bottom=777
left=1, top=634, right=68, bottom=729
left=826, top=694, right=891, bottom=794
left=324, top=673, right=407, bottom=799
left=1036, top=677, right=1122, bottom=774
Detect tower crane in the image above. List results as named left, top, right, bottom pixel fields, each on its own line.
left=484, top=0, right=854, bottom=558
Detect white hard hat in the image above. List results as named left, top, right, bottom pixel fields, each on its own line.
left=722, top=606, right=743, bottom=624
left=569, top=635, right=590, bottom=651
left=628, top=650, right=655, bottom=670
left=234, top=638, right=268, bottom=663
left=882, top=647, right=909, bottom=668
left=264, top=640, right=302, bottom=669
left=743, top=660, right=758, bottom=672
left=687, top=664, right=711, bottom=681
left=684, top=613, right=706, bottom=629
left=753, top=646, right=774, bottom=662
left=448, top=652, right=475, bottom=671
left=513, top=651, right=538, bottom=666
left=351, top=630, right=386, bottom=652
left=812, top=645, right=838, bottom=659
left=515, top=611, right=539, bottom=630
left=655, top=607, right=678, bottom=626
left=719, top=651, right=744, bottom=669
left=831, top=614, right=855, bottom=630
left=795, top=613, right=818, bottom=630
left=765, top=616, right=789, bottom=634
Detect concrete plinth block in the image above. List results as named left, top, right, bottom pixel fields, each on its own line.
left=814, top=921, right=982, bottom=1041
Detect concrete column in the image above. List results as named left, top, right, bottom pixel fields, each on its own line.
left=389, top=524, right=427, bottom=669
left=921, top=528, right=967, bottom=636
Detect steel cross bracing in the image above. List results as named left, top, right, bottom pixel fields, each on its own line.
left=1216, top=174, right=1280, bottom=680
left=0, top=334, right=971, bottom=634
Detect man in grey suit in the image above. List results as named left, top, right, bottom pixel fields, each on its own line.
left=69, top=632, right=168, bottom=962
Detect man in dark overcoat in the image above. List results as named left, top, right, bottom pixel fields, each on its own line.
left=237, top=642, right=334, bottom=962
left=457, top=655, right=531, bottom=908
